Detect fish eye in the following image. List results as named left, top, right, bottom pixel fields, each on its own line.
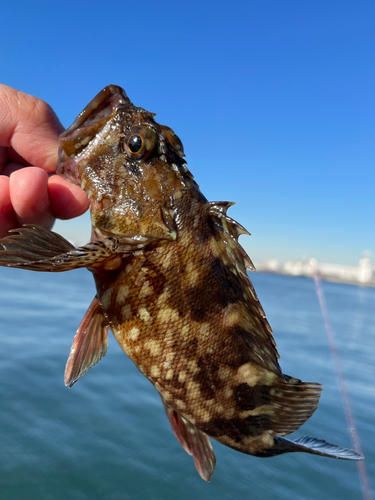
left=122, top=125, right=158, bottom=160
left=128, top=134, right=143, bottom=154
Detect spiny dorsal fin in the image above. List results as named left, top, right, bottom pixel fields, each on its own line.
left=161, top=398, right=216, bottom=482
left=208, top=202, right=251, bottom=240
left=208, top=201, right=275, bottom=351
left=208, top=202, right=254, bottom=271
left=64, top=296, right=108, bottom=387
left=208, top=201, right=235, bottom=215
left=159, top=125, right=185, bottom=158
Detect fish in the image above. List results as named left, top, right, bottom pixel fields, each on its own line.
left=0, top=85, right=363, bottom=481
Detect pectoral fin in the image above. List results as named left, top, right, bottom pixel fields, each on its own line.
left=0, top=225, right=117, bottom=271
left=64, top=296, right=108, bottom=387
left=162, top=398, right=216, bottom=482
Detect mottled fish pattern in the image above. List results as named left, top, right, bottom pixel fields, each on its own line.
left=0, top=86, right=362, bottom=481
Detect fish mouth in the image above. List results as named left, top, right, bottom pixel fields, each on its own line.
left=90, top=227, right=165, bottom=253
left=56, top=85, right=131, bottom=185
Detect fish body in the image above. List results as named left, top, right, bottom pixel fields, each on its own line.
left=0, top=86, right=362, bottom=480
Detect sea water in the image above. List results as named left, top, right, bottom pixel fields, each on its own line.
left=0, top=269, right=374, bottom=500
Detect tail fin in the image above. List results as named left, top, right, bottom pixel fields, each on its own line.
left=274, top=436, right=363, bottom=460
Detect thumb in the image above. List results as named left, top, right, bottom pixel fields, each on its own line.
left=0, top=84, right=64, bottom=172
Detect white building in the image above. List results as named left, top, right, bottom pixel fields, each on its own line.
left=259, top=252, right=375, bottom=286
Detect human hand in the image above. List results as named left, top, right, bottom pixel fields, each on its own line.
left=0, top=84, right=89, bottom=238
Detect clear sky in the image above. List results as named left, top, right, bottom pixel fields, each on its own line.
left=1, top=0, right=374, bottom=266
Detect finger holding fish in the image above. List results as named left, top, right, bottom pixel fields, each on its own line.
left=0, top=84, right=89, bottom=236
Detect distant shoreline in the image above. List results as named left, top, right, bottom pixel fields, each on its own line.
left=256, top=268, right=375, bottom=288
left=253, top=254, right=375, bottom=288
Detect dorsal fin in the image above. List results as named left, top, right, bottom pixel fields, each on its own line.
left=207, top=201, right=276, bottom=356
left=269, top=378, right=322, bottom=435
left=208, top=202, right=255, bottom=271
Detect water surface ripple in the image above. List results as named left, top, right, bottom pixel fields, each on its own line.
left=0, top=269, right=373, bottom=499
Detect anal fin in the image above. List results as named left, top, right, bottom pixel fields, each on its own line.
left=161, top=398, right=216, bottom=482
left=64, top=296, right=108, bottom=387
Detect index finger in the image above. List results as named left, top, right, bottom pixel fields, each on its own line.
left=0, top=84, right=64, bottom=172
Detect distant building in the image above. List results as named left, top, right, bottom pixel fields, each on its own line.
left=258, top=252, right=375, bottom=286
left=358, top=252, right=374, bottom=283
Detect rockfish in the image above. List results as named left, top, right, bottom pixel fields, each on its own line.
left=0, top=85, right=362, bottom=481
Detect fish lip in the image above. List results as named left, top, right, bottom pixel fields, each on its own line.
left=61, top=85, right=129, bottom=139
left=56, top=85, right=131, bottom=185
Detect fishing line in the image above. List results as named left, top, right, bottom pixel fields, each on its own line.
left=313, top=272, right=372, bottom=500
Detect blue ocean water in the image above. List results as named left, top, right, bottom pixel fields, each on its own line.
left=0, top=269, right=373, bottom=500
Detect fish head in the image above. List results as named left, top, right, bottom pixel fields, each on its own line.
left=57, top=85, right=195, bottom=248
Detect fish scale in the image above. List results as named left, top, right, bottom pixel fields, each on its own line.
left=0, top=85, right=363, bottom=481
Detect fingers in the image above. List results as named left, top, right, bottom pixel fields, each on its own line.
left=0, top=85, right=89, bottom=237
left=48, top=175, right=89, bottom=220
left=9, top=167, right=55, bottom=229
left=0, top=176, right=18, bottom=237
left=0, top=84, right=64, bottom=173
left=0, top=168, right=90, bottom=238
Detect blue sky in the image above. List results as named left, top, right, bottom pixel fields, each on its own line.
left=1, top=0, right=374, bottom=265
